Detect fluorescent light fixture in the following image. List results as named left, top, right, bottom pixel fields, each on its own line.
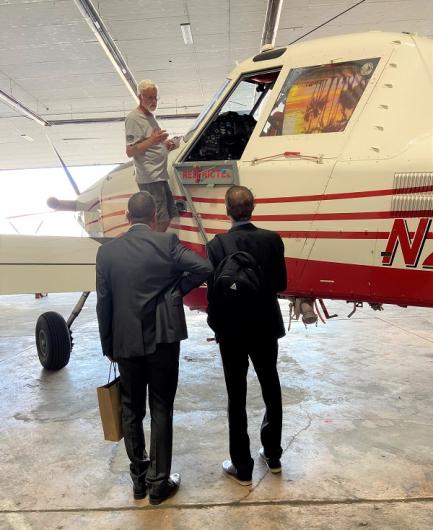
left=180, top=23, right=194, bottom=45
left=73, top=0, right=138, bottom=102
left=0, top=89, right=49, bottom=127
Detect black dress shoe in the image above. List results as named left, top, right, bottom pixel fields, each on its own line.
left=149, top=473, right=181, bottom=505
left=133, top=484, right=147, bottom=500
left=259, top=447, right=282, bottom=473
left=131, top=467, right=149, bottom=500
left=222, top=460, right=252, bottom=486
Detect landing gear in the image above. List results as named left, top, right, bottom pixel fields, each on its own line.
left=35, top=292, right=90, bottom=370
left=36, top=312, right=71, bottom=370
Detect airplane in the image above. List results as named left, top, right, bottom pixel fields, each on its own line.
left=1, top=31, right=432, bottom=371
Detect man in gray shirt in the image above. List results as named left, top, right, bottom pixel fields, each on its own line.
left=125, top=79, right=178, bottom=231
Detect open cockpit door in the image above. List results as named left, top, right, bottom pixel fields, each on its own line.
left=184, top=69, right=281, bottom=164
left=175, top=68, right=282, bottom=189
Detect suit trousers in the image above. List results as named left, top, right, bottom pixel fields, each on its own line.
left=117, top=342, right=180, bottom=492
left=218, top=336, right=283, bottom=478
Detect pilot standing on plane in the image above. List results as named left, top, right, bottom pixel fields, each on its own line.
left=96, top=191, right=212, bottom=504
left=206, top=185, right=287, bottom=485
left=125, top=79, right=178, bottom=232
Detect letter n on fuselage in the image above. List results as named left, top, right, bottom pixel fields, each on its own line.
left=382, top=218, right=431, bottom=268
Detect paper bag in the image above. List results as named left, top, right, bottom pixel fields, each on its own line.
left=97, top=375, right=123, bottom=442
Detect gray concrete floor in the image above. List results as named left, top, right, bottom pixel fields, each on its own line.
left=0, top=294, right=433, bottom=530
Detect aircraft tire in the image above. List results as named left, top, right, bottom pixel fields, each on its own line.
left=35, top=312, right=71, bottom=370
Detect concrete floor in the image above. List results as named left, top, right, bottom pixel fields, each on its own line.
left=0, top=294, right=432, bottom=530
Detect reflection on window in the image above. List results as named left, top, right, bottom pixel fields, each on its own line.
left=183, top=79, right=230, bottom=143
left=261, top=58, right=380, bottom=136
left=185, top=70, right=280, bottom=161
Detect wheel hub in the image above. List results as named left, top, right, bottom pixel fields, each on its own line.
left=38, top=329, right=48, bottom=360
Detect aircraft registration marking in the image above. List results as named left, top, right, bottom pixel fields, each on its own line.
left=382, top=218, right=433, bottom=269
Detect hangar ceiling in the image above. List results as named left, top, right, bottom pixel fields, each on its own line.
left=0, top=0, right=432, bottom=170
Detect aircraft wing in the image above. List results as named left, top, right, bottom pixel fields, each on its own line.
left=0, top=235, right=104, bottom=295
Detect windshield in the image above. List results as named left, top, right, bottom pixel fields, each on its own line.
left=183, top=79, right=231, bottom=143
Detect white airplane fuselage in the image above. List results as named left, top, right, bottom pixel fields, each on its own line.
left=73, top=32, right=433, bottom=309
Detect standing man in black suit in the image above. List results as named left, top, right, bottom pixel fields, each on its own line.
left=206, top=185, right=287, bottom=485
left=96, top=191, right=212, bottom=504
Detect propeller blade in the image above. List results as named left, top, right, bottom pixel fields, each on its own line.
left=45, top=133, right=80, bottom=195
left=6, top=211, right=54, bottom=220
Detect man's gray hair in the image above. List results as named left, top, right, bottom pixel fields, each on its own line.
left=137, top=79, right=158, bottom=95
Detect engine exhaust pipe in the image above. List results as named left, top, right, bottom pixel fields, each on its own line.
left=300, top=298, right=318, bottom=325
left=288, top=297, right=318, bottom=330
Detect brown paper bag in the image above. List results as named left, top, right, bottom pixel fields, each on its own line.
left=97, top=369, right=123, bottom=442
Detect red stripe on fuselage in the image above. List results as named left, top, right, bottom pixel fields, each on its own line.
left=110, top=184, right=433, bottom=209
left=179, top=210, right=433, bottom=222
left=253, top=210, right=433, bottom=222
left=179, top=240, right=433, bottom=309
left=173, top=185, right=433, bottom=205
left=173, top=224, right=433, bottom=240
left=104, top=222, right=129, bottom=234
left=170, top=223, right=225, bottom=235
left=97, top=216, right=433, bottom=240
left=93, top=208, right=433, bottom=228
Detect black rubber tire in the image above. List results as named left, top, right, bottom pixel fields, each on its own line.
left=35, top=311, right=71, bottom=370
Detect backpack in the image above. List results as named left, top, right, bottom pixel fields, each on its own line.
left=207, top=236, right=265, bottom=336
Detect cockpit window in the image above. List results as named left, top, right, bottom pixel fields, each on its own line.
left=184, top=69, right=281, bottom=162
left=183, top=79, right=230, bottom=143
left=261, top=58, right=380, bottom=136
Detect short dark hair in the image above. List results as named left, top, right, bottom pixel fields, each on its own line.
left=225, top=185, right=255, bottom=221
left=127, top=191, right=156, bottom=223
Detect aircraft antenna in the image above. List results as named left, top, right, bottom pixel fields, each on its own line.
left=288, top=0, right=366, bottom=46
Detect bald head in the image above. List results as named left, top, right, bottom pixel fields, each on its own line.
left=225, top=185, right=255, bottom=222
left=127, top=191, right=156, bottom=225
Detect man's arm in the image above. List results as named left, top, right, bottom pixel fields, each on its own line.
left=170, top=234, right=213, bottom=294
left=126, top=129, right=169, bottom=157
left=125, top=116, right=168, bottom=157
left=95, top=247, right=113, bottom=358
left=205, top=237, right=223, bottom=301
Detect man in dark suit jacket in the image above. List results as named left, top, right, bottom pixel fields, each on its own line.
left=207, top=185, right=287, bottom=485
left=96, top=191, right=212, bottom=504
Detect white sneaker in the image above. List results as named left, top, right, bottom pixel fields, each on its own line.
left=222, top=460, right=252, bottom=486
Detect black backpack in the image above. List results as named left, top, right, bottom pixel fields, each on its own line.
left=207, top=236, right=265, bottom=336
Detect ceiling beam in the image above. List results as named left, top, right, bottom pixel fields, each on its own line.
left=0, top=89, right=50, bottom=127
left=47, top=113, right=199, bottom=126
